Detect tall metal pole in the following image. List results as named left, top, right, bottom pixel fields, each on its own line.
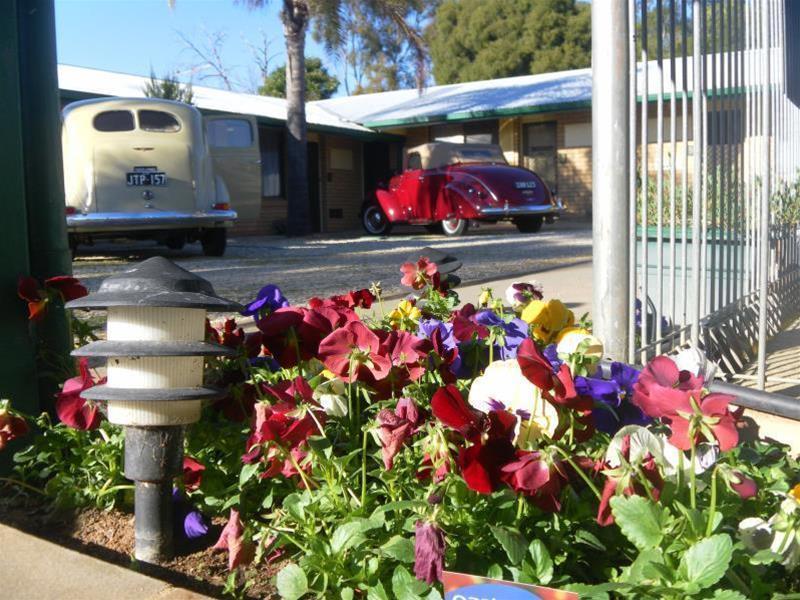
left=691, top=0, right=704, bottom=345
left=757, top=0, right=772, bottom=390
left=592, top=0, right=630, bottom=361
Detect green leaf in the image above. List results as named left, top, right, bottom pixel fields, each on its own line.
left=528, top=539, right=554, bottom=585
left=283, top=492, right=309, bottom=522
left=275, top=563, right=308, bottom=600
left=238, top=462, right=260, bottom=487
left=490, top=525, right=528, bottom=566
left=391, top=565, right=428, bottom=599
left=367, top=582, right=390, bottom=600
left=341, top=589, right=354, bottom=600
left=486, top=564, right=503, bottom=579
left=710, top=591, right=748, bottom=600
left=678, top=534, right=733, bottom=591
left=619, top=548, right=667, bottom=584
left=609, top=495, right=666, bottom=551
left=574, top=529, right=607, bottom=551
left=331, top=518, right=382, bottom=555
left=380, top=535, right=415, bottom=563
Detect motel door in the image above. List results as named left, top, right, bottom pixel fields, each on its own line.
left=523, top=122, right=558, bottom=194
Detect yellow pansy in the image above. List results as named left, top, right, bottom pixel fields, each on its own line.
left=520, top=299, right=575, bottom=343
left=791, top=483, right=800, bottom=502
left=388, top=299, right=421, bottom=330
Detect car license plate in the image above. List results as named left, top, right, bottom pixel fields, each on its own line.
left=126, top=172, right=167, bottom=186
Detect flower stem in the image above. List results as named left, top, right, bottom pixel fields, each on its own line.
left=552, top=446, right=602, bottom=502
left=0, top=477, right=46, bottom=495
left=689, top=436, right=697, bottom=509
left=287, top=450, right=314, bottom=491
left=516, top=494, right=525, bottom=521
left=360, top=428, right=368, bottom=509
left=705, top=466, right=719, bottom=537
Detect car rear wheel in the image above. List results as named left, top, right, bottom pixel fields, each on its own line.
left=362, top=203, right=392, bottom=236
left=514, top=216, right=544, bottom=233
left=441, top=218, right=469, bottom=237
left=201, top=228, right=227, bottom=256
left=165, top=233, right=186, bottom=250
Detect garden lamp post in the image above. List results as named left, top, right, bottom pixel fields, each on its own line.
left=66, top=256, right=240, bottom=563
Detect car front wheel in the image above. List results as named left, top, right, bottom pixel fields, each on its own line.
left=441, top=218, right=469, bottom=236
left=514, top=216, right=544, bottom=233
left=201, top=228, right=227, bottom=256
left=362, top=203, right=392, bottom=236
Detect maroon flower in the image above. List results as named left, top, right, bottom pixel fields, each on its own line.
left=18, top=275, right=88, bottom=322
left=214, top=382, right=258, bottom=422
left=183, top=456, right=205, bottom=492
left=729, top=471, right=758, bottom=500
left=312, top=288, right=376, bottom=310
left=372, top=330, right=431, bottom=398
left=213, top=509, right=254, bottom=571
left=55, top=358, right=103, bottom=430
left=258, top=307, right=307, bottom=367
left=430, top=384, right=483, bottom=442
left=451, top=303, right=489, bottom=342
left=500, top=451, right=567, bottom=512
left=376, top=398, right=425, bottom=470
left=0, top=402, right=29, bottom=451
left=401, top=258, right=438, bottom=290
left=317, top=321, right=391, bottom=383
left=517, top=339, right=592, bottom=410
left=456, top=437, right=516, bottom=494
left=414, top=521, right=445, bottom=584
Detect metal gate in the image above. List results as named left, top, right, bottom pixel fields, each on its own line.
left=592, top=0, right=800, bottom=388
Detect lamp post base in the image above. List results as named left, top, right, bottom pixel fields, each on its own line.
left=123, top=425, right=184, bottom=563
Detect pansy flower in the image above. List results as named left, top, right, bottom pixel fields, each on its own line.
left=55, top=358, right=104, bottom=430
left=18, top=275, right=88, bottom=322
left=213, top=509, right=254, bottom=571
left=373, top=330, right=431, bottom=397
left=520, top=299, right=575, bottom=343
left=400, top=257, right=438, bottom=290
left=474, top=310, right=529, bottom=360
left=318, top=321, right=391, bottom=383
left=505, top=281, right=544, bottom=310
left=241, top=284, right=289, bottom=318
left=376, top=397, right=425, bottom=469
left=388, top=299, right=422, bottom=330
left=182, top=456, right=205, bottom=492
left=517, top=339, right=592, bottom=411
left=414, top=521, right=446, bottom=584
left=500, top=450, right=567, bottom=512
left=575, top=362, right=650, bottom=434
left=0, top=400, right=29, bottom=451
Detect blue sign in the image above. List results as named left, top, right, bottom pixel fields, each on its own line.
left=445, top=582, right=542, bottom=600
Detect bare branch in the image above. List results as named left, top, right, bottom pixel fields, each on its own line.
left=176, top=28, right=239, bottom=91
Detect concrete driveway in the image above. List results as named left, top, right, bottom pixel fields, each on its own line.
left=71, top=221, right=592, bottom=307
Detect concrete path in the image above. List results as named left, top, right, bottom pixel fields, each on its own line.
left=735, top=314, right=800, bottom=398
left=0, top=523, right=212, bottom=600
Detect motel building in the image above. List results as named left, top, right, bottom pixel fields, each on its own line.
left=58, top=63, right=699, bottom=235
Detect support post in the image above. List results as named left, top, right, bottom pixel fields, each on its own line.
left=757, top=0, right=772, bottom=390
left=592, top=0, right=630, bottom=361
left=124, top=426, right=184, bottom=563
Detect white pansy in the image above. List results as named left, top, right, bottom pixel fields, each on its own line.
left=671, top=346, right=718, bottom=382
left=468, top=359, right=559, bottom=442
left=555, top=328, right=604, bottom=359
left=739, top=517, right=775, bottom=551
left=739, top=515, right=800, bottom=568
left=504, top=281, right=543, bottom=310
left=661, top=437, right=717, bottom=479
left=605, top=425, right=665, bottom=468
left=313, top=378, right=348, bottom=418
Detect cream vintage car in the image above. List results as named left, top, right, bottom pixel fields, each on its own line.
left=62, top=97, right=261, bottom=256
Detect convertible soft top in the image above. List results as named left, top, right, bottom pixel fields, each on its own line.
left=405, top=142, right=508, bottom=170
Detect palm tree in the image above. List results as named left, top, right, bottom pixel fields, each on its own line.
left=246, top=0, right=427, bottom=235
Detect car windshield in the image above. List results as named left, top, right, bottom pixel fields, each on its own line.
left=451, top=148, right=507, bottom=164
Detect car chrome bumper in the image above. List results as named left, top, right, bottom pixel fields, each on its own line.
left=478, top=199, right=564, bottom=218
left=66, top=210, right=238, bottom=233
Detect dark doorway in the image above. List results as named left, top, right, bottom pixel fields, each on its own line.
left=307, top=141, right=321, bottom=233
left=363, top=141, right=392, bottom=200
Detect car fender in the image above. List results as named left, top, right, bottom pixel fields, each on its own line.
left=441, top=183, right=482, bottom=219
left=214, top=175, right=231, bottom=205
left=373, top=189, right=404, bottom=223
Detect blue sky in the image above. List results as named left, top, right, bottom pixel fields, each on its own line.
left=55, top=0, right=345, bottom=95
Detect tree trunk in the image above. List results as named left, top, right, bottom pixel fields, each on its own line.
left=282, top=0, right=310, bottom=236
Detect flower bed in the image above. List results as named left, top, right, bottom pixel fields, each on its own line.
left=3, top=260, right=800, bottom=599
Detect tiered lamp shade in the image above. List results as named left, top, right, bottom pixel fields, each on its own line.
left=66, top=257, right=241, bottom=426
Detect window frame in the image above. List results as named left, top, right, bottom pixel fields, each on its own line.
left=92, top=110, right=135, bottom=133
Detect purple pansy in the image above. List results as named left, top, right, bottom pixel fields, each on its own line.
left=418, top=318, right=457, bottom=351
left=241, top=284, right=289, bottom=318
left=172, top=489, right=210, bottom=540
left=575, top=362, right=650, bottom=434
left=542, top=344, right=562, bottom=373
left=473, top=311, right=529, bottom=360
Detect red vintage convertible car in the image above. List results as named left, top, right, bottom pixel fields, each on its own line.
left=362, top=142, right=563, bottom=236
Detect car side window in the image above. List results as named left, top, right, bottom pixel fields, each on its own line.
left=406, top=152, right=422, bottom=171
left=139, top=110, right=181, bottom=132
left=206, top=119, right=253, bottom=148
left=93, top=110, right=135, bottom=132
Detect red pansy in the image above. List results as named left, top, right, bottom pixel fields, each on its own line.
left=501, top=451, right=567, bottom=512
left=213, top=509, right=254, bottom=571
left=183, top=456, right=205, bottom=491
left=376, top=397, right=425, bottom=470
left=0, top=403, right=29, bottom=451
left=317, top=321, right=391, bottom=383
left=55, top=358, right=104, bottom=430
left=400, top=257, right=438, bottom=290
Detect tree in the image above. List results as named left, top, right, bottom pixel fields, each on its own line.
left=142, top=70, right=194, bottom=104
left=427, top=0, right=591, bottom=85
left=259, top=57, right=339, bottom=100
left=243, top=0, right=427, bottom=236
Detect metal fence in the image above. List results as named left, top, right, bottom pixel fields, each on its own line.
left=593, top=0, right=800, bottom=388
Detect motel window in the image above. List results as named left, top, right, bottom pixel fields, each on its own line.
left=260, top=129, right=283, bottom=198
left=406, top=152, right=422, bottom=170
left=206, top=118, right=253, bottom=148
left=523, top=122, right=557, bottom=193
left=430, top=120, right=498, bottom=144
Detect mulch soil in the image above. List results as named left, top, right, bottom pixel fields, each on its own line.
left=0, top=487, right=280, bottom=599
